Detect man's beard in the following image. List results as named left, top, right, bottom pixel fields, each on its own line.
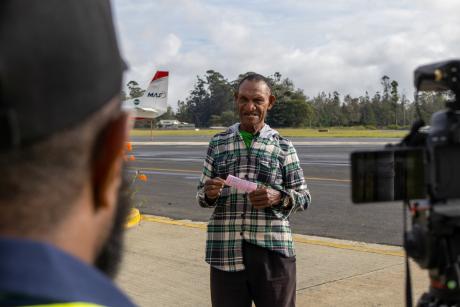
left=94, top=170, right=132, bottom=278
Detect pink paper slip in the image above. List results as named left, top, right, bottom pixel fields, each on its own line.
left=225, top=175, right=257, bottom=193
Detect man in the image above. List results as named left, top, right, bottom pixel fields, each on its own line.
left=0, top=1, right=136, bottom=306
left=197, top=73, right=311, bottom=307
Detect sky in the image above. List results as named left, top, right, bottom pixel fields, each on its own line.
left=112, top=0, right=460, bottom=109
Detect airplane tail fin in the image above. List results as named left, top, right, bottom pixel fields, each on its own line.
left=139, top=71, right=169, bottom=118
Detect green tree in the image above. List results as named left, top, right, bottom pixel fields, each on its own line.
left=209, top=114, right=222, bottom=126
left=220, top=110, right=237, bottom=127
left=400, top=94, right=410, bottom=126
left=283, top=99, right=314, bottom=127
left=176, top=100, right=193, bottom=123
left=376, top=76, right=394, bottom=126
left=381, top=75, right=390, bottom=102
left=412, top=92, right=447, bottom=123
left=264, top=73, right=311, bottom=127
left=156, top=106, right=176, bottom=121
left=177, top=71, right=234, bottom=127
left=342, top=95, right=360, bottom=126
left=186, top=76, right=210, bottom=127
left=358, top=92, right=376, bottom=126
left=314, top=91, right=342, bottom=127
left=206, top=70, right=234, bottom=120
left=175, top=70, right=431, bottom=129
left=390, top=80, right=399, bottom=126
left=371, top=91, right=384, bottom=126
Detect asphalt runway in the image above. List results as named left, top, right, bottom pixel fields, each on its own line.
left=128, top=137, right=405, bottom=246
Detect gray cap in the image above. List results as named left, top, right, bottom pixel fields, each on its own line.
left=0, top=0, right=125, bottom=150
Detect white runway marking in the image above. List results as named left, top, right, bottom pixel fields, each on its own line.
left=131, top=141, right=395, bottom=146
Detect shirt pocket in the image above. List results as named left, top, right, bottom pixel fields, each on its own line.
left=214, top=155, right=238, bottom=179
left=256, top=155, right=280, bottom=185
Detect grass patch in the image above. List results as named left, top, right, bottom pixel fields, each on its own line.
left=130, top=129, right=221, bottom=137
left=130, top=128, right=408, bottom=138
left=276, top=128, right=407, bottom=138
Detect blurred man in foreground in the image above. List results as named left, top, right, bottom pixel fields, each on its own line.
left=0, top=1, right=136, bottom=306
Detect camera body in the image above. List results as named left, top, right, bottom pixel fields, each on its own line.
left=351, top=60, right=460, bottom=305
left=414, top=60, right=460, bottom=201
left=425, top=109, right=460, bottom=200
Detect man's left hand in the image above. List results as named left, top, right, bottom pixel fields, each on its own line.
left=249, top=188, right=282, bottom=209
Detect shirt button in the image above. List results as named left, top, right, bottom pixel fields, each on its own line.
left=241, top=213, right=245, bottom=218
left=244, top=174, right=249, bottom=179
left=240, top=232, right=243, bottom=236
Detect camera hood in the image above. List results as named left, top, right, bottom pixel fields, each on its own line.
left=414, top=59, right=460, bottom=94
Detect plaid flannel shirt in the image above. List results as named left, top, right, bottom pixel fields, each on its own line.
left=197, top=123, right=311, bottom=272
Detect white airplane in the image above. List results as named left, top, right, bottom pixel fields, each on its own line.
left=122, top=71, right=169, bottom=119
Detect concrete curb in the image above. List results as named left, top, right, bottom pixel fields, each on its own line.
left=125, top=208, right=141, bottom=228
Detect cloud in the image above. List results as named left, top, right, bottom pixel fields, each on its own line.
left=112, top=0, right=460, bottom=108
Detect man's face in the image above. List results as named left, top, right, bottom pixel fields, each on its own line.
left=236, top=80, right=275, bottom=133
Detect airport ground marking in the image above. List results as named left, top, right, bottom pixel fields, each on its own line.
left=292, top=235, right=404, bottom=257
left=135, top=214, right=404, bottom=257
left=128, top=166, right=349, bottom=183
left=141, top=215, right=206, bottom=230
left=131, top=141, right=394, bottom=146
left=128, top=166, right=202, bottom=174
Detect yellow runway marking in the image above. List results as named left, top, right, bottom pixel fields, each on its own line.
left=141, top=215, right=206, bottom=230
left=137, top=214, right=403, bottom=257
left=128, top=166, right=202, bottom=174
left=292, top=235, right=403, bottom=257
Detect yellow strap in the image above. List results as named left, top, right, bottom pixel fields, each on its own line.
left=23, top=302, right=104, bottom=307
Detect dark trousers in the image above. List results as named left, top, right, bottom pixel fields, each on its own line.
left=210, top=241, right=296, bottom=307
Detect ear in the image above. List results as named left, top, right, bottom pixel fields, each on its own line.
left=268, top=94, right=276, bottom=110
left=91, top=111, right=131, bottom=211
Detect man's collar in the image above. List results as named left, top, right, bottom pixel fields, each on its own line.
left=0, top=237, right=135, bottom=307
left=229, top=123, right=278, bottom=139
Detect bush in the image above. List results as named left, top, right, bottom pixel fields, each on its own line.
left=387, top=124, right=402, bottom=130
left=365, top=125, right=377, bottom=130
left=348, top=125, right=366, bottom=130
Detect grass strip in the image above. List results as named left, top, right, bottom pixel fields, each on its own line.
left=130, top=128, right=408, bottom=138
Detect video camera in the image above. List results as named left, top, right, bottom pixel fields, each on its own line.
left=351, top=59, right=460, bottom=306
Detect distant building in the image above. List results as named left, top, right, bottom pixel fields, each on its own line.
left=178, top=122, right=196, bottom=129
left=158, top=120, right=180, bottom=128
left=157, top=120, right=195, bottom=129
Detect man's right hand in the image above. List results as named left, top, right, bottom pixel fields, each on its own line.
left=204, top=177, right=226, bottom=200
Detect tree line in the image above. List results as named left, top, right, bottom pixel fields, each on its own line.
left=124, top=70, right=449, bottom=129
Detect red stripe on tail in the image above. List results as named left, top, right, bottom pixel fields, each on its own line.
left=151, top=71, right=169, bottom=82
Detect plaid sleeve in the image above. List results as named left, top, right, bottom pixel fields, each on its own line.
left=278, top=140, right=311, bottom=217
left=196, top=140, right=218, bottom=208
